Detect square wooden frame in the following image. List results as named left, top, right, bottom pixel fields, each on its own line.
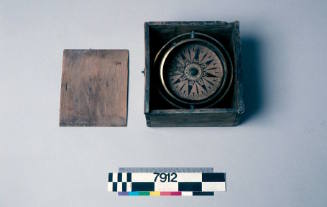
left=144, top=21, right=244, bottom=127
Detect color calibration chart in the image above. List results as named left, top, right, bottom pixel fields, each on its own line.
left=108, top=168, right=226, bottom=196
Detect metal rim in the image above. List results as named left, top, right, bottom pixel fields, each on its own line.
left=154, top=32, right=233, bottom=108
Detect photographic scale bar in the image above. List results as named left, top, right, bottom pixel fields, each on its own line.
left=108, top=172, right=226, bottom=192
left=108, top=172, right=225, bottom=182
left=118, top=191, right=214, bottom=196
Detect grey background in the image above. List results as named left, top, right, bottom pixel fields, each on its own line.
left=0, top=0, right=326, bottom=206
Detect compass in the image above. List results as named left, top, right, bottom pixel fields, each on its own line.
left=154, top=32, right=233, bottom=108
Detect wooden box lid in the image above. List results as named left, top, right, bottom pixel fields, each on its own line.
left=60, top=49, right=129, bottom=126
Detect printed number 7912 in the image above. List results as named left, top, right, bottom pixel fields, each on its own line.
left=153, top=172, right=177, bottom=182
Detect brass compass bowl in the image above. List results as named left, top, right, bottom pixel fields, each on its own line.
left=154, top=32, right=233, bottom=108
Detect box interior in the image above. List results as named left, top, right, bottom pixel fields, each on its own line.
left=146, top=22, right=239, bottom=112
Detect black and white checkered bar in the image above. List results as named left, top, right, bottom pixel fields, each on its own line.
left=107, top=172, right=226, bottom=192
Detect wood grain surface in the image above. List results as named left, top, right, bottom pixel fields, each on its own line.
left=60, top=49, right=129, bottom=126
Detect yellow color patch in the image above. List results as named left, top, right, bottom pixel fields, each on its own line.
left=150, top=191, right=160, bottom=196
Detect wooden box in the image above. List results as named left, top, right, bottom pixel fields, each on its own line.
left=144, top=21, right=244, bottom=127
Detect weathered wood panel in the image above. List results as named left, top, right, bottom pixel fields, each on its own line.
left=146, top=109, right=237, bottom=127
left=60, top=49, right=129, bottom=126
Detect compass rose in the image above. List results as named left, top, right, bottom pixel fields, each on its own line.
left=166, top=43, right=224, bottom=101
